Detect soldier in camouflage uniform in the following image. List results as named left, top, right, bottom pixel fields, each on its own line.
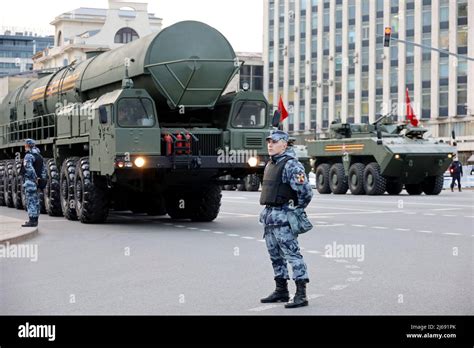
left=259, top=130, right=313, bottom=308
left=20, top=139, right=45, bottom=227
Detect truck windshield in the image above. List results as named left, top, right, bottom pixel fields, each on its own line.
left=117, top=98, right=156, bottom=127
left=231, top=101, right=266, bottom=128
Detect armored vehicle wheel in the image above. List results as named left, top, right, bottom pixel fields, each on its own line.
left=44, top=159, right=63, bottom=216
left=422, top=175, right=444, bottom=195
left=386, top=181, right=403, bottom=195
left=315, top=163, right=331, bottom=194
left=237, top=183, right=246, bottom=191
left=0, top=161, right=6, bottom=206
left=405, top=183, right=423, bottom=195
left=60, top=157, right=79, bottom=220
left=245, top=174, right=260, bottom=191
left=348, top=163, right=366, bottom=195
left=190, top=185, right=222, bottom=222
left=4, top=161, right=14, bottom=207
left=329, top=163, right=348, bottom=194
left=146, top=197, right=167, bottom=216
left=166, top=191, right=192, bottom=219
left=38, top=189, right=46, bottom=214
left=12, top=160, right=24, bottom=210
left=363, top=162, right=386, bottom=195
left=74, top=157, right=109, bottom=223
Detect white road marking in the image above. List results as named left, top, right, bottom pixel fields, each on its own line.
left=310, top=197, right=473, bottom=209
left=220, top=212, right=258, bottom=217
left=423, top=213, right=436, bottom=216
left=372, top=226, right=388, bottom=230
left=175, top=225, right=185, bottom=228
left=164, top=223, right=173, bottom=226
left=315, top=223, right=346, bottom=227
left=417, top=230, right=433, bottom=234
left=305, top=250, right=321, bottom=254
left=345, top=265, right=360, bottom=269
left=334, top=259, right=349, bottom=263
left=352, top=224, right=366, bottom=227
left=200, top=229, right=211, bottom=232
left=464, top=216, right=474, bottom=218
left=213, top=231, right=224, bottom=235
left=443, top=232, right=462, bottom=236
left=330, top=284, right=349, bottom=291
left=222, top=196, right=248, bottom=200
left=350, top=271, right=364, bottom=275
left=442, top=215, right=456, bottom=217
left=257, top=239, right=266, bottom=243
left=432, top=208, right=461, bottom=211
left=395, top=228, right=410, bottom=231
left=241, top=236, right=255, bottom=240
left=308, top=210, right=401, bottom=217
left=346, top=277, right=362, bottom=282
left=187, top=227, right=198, bottom=230
left=404, top=212, right=417, bottom=215
left=227, top=234, right=240, bottom=237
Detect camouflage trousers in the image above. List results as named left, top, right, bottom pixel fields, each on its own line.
left=23, top=179, right=39, bottom=218
left=264, top=224, right=309, bottom=281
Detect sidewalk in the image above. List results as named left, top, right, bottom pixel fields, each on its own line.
left=0, top=215, right=38, bottom=244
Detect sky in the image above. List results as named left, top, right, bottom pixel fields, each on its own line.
left=0, top=0, right=263, bottom=52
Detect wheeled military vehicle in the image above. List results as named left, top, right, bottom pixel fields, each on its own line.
left=0, top=21, right=271, bottom=223
left=307, top=116, right=455, bottom=195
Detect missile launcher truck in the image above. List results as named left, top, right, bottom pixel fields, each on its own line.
left=0, top=21, right=271, bottom=223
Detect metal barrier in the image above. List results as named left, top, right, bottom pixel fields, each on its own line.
left=0, top=114, right=56, bottom=145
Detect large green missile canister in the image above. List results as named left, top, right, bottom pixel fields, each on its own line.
left=0, top=21, right=238, bottom=125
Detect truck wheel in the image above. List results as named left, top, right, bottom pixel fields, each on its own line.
left=245, top=174, right=260, bottom=191
left=60, top=157, right=79, bottom=220
left=348, top=163, right=366, bottom=195
left=405, top=183, right=423, bottom=195
left=422, top=175, right=444, bottom=195
left=329, top=163, right=348, bottom=194
left=190, top=185, right=222, bottom=222
left=12, top=160, right=24, bottom=210
left=236, top=182, right=246, bottom=191
left=146, top=196, right=167, bottom=216
left=74, top=157, right=109, bottom=223
left=315, top=163, right=331, bottom=194
left=386, top=181, right=403, bottom=195
left=38, top=189, right=46, bottom=214
left=4, top=161, right=14, bottom=207
left=44, top=159, right=63, bottom=216
left=363, top=162, right=386, bottom=195
left=0, top=161, right=6, bottom=206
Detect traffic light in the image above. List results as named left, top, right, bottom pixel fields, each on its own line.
left=384, top=27, right=392, bottom=47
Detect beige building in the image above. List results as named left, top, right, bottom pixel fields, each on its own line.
left=225, top=52, right=264, bottom=93
left=34, top=0, right=162, bottom=70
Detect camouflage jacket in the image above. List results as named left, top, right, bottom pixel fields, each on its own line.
left=259, top=147, right=313, bottom=226
left=23, top=147, right=46, bottom=182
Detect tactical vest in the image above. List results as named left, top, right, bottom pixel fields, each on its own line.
left=260, top=157, right=298, bottom=206
left=20, top=152, right=44, bottom=178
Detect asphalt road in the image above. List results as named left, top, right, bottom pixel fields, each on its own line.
left=1, top=189, right=473, bottom=315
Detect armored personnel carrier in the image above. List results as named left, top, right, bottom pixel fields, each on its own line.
left=307, top=116, right=455, bottom=196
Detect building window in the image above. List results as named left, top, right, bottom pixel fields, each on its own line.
left=439, top=57, right=449, bottom=78
left=457, top=26, right=468, bottom=47
left=362, top=0, right=369, bottom=16
left=439, top=85, right=449, bottom=109
left=361, top=98, right=369, bottom=119
left=114, top=27, right=139, bottom=44
left=422, top=88, right=431, bottom=119
left=348, top=0, right=356, bottom=20
left=422, top=61, right=431, bottom=81
left=458, top=1, right=468, bottom=18
left=422, top=5, right=431, bottom=26
left=458, top=61, right=468, bottom=76
left=439, top=30, right=449, bottom=50
left=390, top=68, right=398, bottom=88
left=301, top=16, right=307, bottom=34
left=406, top=13, right=414, bottom=31
left=439, top=0, right=449, bottom=22
left=57, top=31, right=62, bottom=46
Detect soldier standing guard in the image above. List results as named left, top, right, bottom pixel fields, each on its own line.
left=20, top=139, right=46, bottom=227
left=259, top=130, right=313, bottom=308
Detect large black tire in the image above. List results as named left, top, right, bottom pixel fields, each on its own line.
left=4, top=161, right=14, bottom=207
left=166, top=191, right=193, bottom=219
left=12, top=160, right=24, bottom=210
left=190, top=185, right=222, bottom=222
left=146, top=196, right=167, bottom=216
left=329, top=163, right=348, bottom=194
left=44, top=159, right=63, bottom=216
left=236, top=183, right=246, bottom=191
left=405, top=183, right=423, bottom=195
left=38, top=189, right=46, bottom=214
left=60, top=157, right=79, bottom=220
left=315, top=163, right=331, bottom=194
left=363, top=162, right=386, bottom=195
left=244, top=174, right=260, bottom=192
left=74, top=157, right=109, bottom=223
left=422, top=175, right=444, bottom=195
left=0, top=161, right=6, bottom=206
left=386, top=181, right=404, bottom=195
left=348, top=163, right=366, bottom=195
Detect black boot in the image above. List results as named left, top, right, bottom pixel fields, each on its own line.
left=260, top=278, right=290, bottom=303
left=21, top=216, right=38, bottom=227
left=285, top=280, right=309, bottom=308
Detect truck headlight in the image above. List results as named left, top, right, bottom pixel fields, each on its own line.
left=134, top=157, right=146, bottom=168
left=247, top=157, right=258, bottom=167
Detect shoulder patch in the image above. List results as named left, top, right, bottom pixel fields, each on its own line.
left=295, top=173, right=306, bottom=184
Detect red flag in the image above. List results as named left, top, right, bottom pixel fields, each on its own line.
left=278, top=95, right=289, bottom=122
left=405, top=87, right=419, bottom=127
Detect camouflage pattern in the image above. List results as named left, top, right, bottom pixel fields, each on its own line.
left=260, top=147, right=313, bottom=281
left=22, top=147, right=44, bottom=218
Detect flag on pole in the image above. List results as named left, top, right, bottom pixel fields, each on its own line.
left=405, top=87, right=419, bottom=127
left=278, top=95, right=289, bottom=122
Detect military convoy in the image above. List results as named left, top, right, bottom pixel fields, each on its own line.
left=0, top=21, right=272, bottom=223
left=307, top=116, right=455, bottom=195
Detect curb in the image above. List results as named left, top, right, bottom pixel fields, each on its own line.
left=0, top=227, right=39, bottom=245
